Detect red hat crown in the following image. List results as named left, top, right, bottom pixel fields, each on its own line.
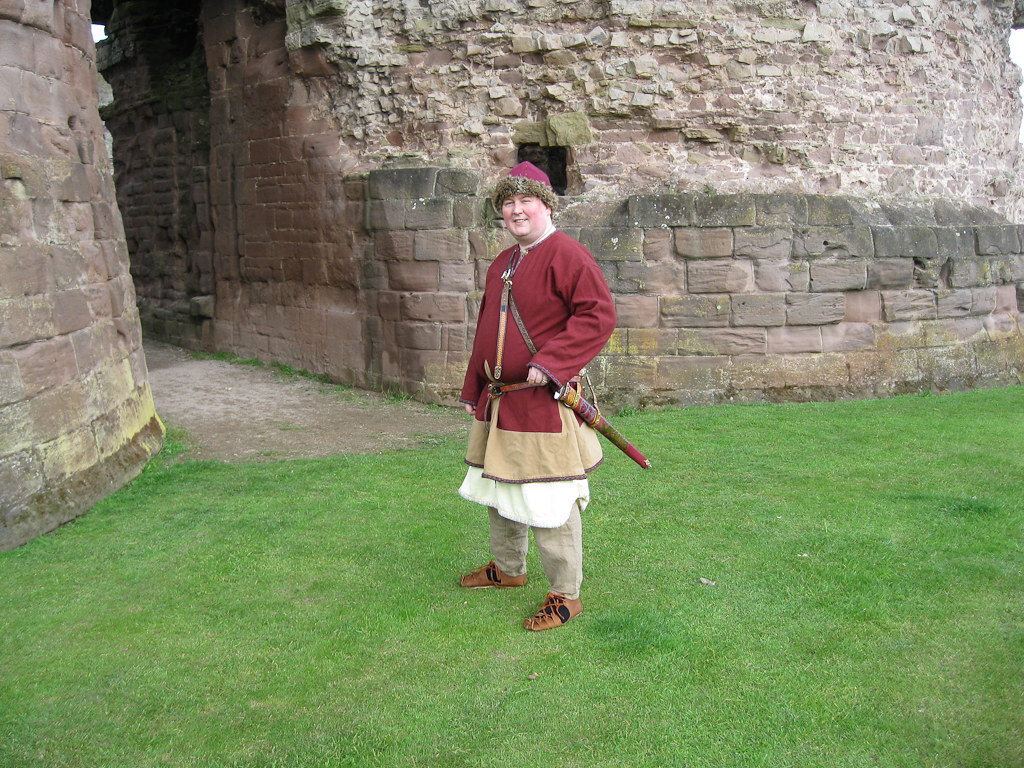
left=492, top=161, right=558, bottom=210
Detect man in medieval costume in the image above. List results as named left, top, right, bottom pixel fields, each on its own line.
left=458, top=161, right=617, bottom=631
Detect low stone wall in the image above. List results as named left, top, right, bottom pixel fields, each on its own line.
left=143, top=167, right=1024, bottom=407
left=1, top=0, right=164, bottom=550
left=357, top=168, right=1023, bottom=408
left=590, top=194, right=1024, bottom=405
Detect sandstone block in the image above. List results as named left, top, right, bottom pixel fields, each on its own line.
left=0, top=246, right=53, bottom=298
left=794, top=227, right=874, bottom=258
left=376, top=292, right=402, bottom=322
left=92, top=387, right=153, bottom=459
left=767, top=326, right=823, bottom=354
left=400, top=293, right=465, bottom=323
left=396, top=322, right=442, bottom=350
left=935, top=289, right=973, bottom=318
left=29, top=379, right=90, bottom=444
left=613, top=260, right=643, bottom=295
left=680, top=327, right=766, bottom=355
left=872, top=226, right=938, bottom=259
left=662, top=294, right=730, bottom=327
left=674, top=228, right=732, bottom=258
left=754, top=260, right=810, bottom=292
left=368, top=199, right=407, bottom=230
left=734, top=228, right=792, bottom=260
left=786, top=293, right=845, bottom=325
left=400, top=348, right=450, bottom=383
left=625, top=328, right=678, bottom=356
left=806, top=195, right=875, bottom=226
left=0, top=296, right=54, bottom=347
left=558, top=199, right=630, bottom=228
left=578, top=227, right=643, bottom=261
left=995, top=284, right=1018, bottom=313
left=614, top=295, right=660, bottom=327
left=605, top=357, right=658, bottom=390
left=656, top=355, right=727, bottom=399
left=639, top=262, right=686, bottom=295
left=1008, top=255, right=1024, bottom=282
left=976, top=225, right=1020, bottom=255
left=439, top=262, right=475, bottom=293
left=0, top=401, right=33, bottom=454
left=0, top=449, right=44, bottom=511
left=627, top=194, right=694, bottom=227
left=971, top=287, right=997, bottom=315
left=51, top=245, right=87, bottom=289
left=38, top=425, right=99, bottom=482
left=687, top=259, right=753, bottom=293
left=951, top=317, right=987, bottom=341
left=0, top=350, right=24, bottom=406
left=867, top=258, right=915, bottom=289
left=604, top=328, right=628, bottom=356
left=810, top=259, right=867, bottom=291
left=949, top=257, right=993, bottom=288
left=753, top=194, right=808, bottom=225
left=546, top=112, right=592, bottom=145
left=388, top=261, right=439, bottom=291
left=695, top=195, right=756, bottom=227
left=414, top=230, right=468, bottom=262
left=881, top=290, right=936, bottom=321
left=642, top=229, right=673, bottom=261
left=406, top=198, right=453, bottom=230
left=12, top=336, right=77, bottom=397
left=821, top=323, right=875, bottom=352
left=53, top=288, right=92, bottom=333
left=368, top=168, right=438, bottom=200
left=731, top=294, right=786, bottom=327
left=983, top=314, right=1018, bottom=339
left=375, top=230, right=416, bottom=261
left=453, top=198, right=485, bottom=228
left=436, top=169, right=479, bottom=196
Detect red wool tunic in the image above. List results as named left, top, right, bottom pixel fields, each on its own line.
left=460, top=230, right=616, bottom=487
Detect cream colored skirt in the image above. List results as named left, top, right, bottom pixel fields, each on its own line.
left=459, top=467, right=589, bottom=528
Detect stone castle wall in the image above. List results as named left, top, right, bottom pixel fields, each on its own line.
left=357, top=168, right=1024, bottom=407
left=284, top=0, right=1024, bottom=218
left=0, top=0, right=163, bottom=550
left=95, top=0, right=1024, bottom=406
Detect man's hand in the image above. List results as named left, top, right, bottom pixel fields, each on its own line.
left=464, top=403, right=476, bottom=415
left=526, top=367, right=550, bottom=386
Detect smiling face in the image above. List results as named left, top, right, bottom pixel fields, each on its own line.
left=501, top=194, right=553, bottom=247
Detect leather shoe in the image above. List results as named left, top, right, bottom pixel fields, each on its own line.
left=459, top=560, right=526, bottom=589
left=524, top=592, right=582, bottom=631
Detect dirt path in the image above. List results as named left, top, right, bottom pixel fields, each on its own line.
left=145, top=342, right=468, bottom=462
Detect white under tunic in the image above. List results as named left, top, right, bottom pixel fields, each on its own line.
left=459, top=467, right=589, bottom=528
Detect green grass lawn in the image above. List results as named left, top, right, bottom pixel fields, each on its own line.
left=2, top=387, right=1022, bottom=768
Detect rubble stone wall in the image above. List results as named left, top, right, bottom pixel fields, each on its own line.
left=284, top=0, right=1024, bottom=218
left=0, top=0, right=163, bottom=550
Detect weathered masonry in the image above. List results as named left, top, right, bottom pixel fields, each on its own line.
left=226, top=166, right=1022, bottom=408
left=1, top=0, right=163, bottom=550
left=2, top=0, right=1024, bottom=548
left=91, top=0, right=1024, bottom=408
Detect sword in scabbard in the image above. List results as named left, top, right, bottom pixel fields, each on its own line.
left=554, top=383, right=652, bottom=469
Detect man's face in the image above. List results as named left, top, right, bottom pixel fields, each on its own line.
left=501, top=194, right=552, bottom=246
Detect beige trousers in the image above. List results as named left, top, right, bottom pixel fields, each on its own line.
left=488, top=503, right=583, bottom=600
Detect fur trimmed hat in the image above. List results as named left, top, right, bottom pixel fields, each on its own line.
left=491, top=161, right=558, bottom=211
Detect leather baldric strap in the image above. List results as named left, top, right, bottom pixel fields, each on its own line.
left=493, top=245, right=537, bottom=381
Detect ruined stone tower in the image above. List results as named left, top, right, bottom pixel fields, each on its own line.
left=1, top=0, right=164, bottom=549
